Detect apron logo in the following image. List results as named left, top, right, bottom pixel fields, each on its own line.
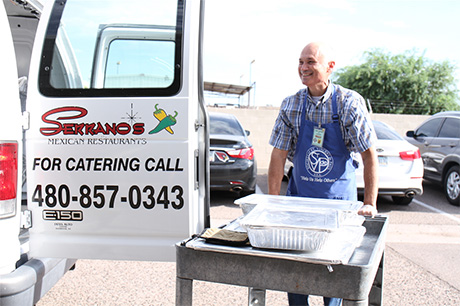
left=305, top=147, right=334, bottom=178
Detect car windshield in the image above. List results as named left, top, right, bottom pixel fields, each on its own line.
left=210, top=114, right=244, bottom=136
left=373, top=121, right=404, bottom=140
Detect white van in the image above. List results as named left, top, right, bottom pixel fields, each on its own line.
left=1, top=0, right=208, bottom=304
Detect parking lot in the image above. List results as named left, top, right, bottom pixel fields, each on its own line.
left=35, top=170, right=460, bottom=306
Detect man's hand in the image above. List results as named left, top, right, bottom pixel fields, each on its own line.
left=358, top=204, right=378, bottom=217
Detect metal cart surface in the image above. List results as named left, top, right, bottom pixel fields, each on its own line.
left=176, top=216, right=387, bottom=306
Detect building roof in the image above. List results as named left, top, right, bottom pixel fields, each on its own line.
left=204, top=81, right=251, bottom=96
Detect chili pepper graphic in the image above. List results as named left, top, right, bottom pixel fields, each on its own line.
left=149, top=110, right=178, bottom=134
left=152, top=104, right=174, bottom=134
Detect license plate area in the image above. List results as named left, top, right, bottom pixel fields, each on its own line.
left=378, top=156, right=388, bottom=166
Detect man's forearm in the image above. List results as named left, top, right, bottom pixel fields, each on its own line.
left=268, top=148, right=288, bottom=195
left=361, top=147, right=379, bottom=207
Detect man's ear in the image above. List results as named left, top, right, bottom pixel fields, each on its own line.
left=327, top=61, right=336, bottom=72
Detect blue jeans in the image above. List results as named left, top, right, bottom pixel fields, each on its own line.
left=288, top=293, right=342, bottom=306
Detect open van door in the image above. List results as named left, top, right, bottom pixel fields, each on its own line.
left=0, top=1, right=23, bottom=274
left=25, top=0, right=208, bottom=261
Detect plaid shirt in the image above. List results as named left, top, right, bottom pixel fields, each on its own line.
left=269, top=83, right=376, bottom=162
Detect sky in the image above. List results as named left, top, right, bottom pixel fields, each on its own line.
left=202, top=0, right=460, bottom=107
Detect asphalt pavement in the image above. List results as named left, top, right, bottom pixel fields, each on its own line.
left=36, top=172, right=460, bottom=306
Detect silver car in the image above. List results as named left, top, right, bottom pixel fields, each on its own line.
left=406, top=111, right=460, bottom=206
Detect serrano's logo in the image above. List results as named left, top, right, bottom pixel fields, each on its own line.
left=40, top=106, right=145, bottom=136
left=305, top=146, right=334, bottom=178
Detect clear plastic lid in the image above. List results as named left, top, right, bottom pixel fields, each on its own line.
left=235, top=194, right=363, bottom=212
left=240, top=203, right=340, bottom=230
left=238, top=194, right=365, bottom=229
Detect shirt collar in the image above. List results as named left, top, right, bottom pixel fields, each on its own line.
left=307, top=81, right=332, bottom=106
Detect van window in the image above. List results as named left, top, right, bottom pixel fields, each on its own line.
left=40, top=0, right=183, bottom=97
left=104, top=39, right=175, bottom=89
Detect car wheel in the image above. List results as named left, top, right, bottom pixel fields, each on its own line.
left=444, top=165, right=460, bottom=206
left=391, top=196, right=413, bottom=205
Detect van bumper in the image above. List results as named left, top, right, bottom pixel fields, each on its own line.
left=0, top=257, right=76, bottom=306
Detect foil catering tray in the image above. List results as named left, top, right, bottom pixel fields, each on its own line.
left=240, top=200, right=366, bottom=252
left=244, top=224, right=366, bottom=252
left=236, top=194, right=365, bottom=227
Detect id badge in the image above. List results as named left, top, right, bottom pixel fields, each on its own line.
left=312, top=127, right=325, bottom=147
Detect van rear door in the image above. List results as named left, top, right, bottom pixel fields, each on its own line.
left=26, top=0, right=208, bottom=261
left=0, top=1, right=23, bottom=273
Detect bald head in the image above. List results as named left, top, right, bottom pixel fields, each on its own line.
left=298, top=42, right=336, bottom=95
left=301, top=42, right=335, bottom=66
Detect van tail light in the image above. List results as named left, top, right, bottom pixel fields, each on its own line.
left=0, top=142, right=18, bottom=218
left=399, top=149, right=421, bottom=161
left=227, top=147, right=254, bottom=160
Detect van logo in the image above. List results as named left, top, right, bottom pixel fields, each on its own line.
left=40, top=106, right=145, bottom=136
left=149, top=104, right=178, bottom=134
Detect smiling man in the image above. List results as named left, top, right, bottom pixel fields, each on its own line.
left=267, top=42, right=379, bottom=306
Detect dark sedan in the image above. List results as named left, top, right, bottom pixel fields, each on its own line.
left=405, top=111, right=460, bottom=206
left=209, top=112, right=257, bottom=195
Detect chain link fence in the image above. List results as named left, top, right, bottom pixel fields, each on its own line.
left=366, top=99, right=460, bottom=115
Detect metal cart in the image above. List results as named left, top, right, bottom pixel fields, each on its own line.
left=176, top=216, right=387, bottom=306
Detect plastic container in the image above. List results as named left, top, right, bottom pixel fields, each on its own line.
left=235, top=194, right=365, bottom=227
left=239, top=199, right=366, bottom=252
left=235, top=194, right=362, bottom=214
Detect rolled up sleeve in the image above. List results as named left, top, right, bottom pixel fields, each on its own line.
left=269, top=94, right=303, bottom=161
left=341, top=92, right=376, bottom=153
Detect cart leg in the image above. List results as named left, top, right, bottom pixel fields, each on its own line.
left=343, top=252, right=384, bottom=306
left=248, top=288, right=266, bottom=306
left=369, top=252, right=384, bottom=306
left=176, top=277, right=193, bottom=306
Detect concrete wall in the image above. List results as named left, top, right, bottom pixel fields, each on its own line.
left=207, top=107, right=429, bottom=170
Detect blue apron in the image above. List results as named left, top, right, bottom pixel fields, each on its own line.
left=287, top=85, right=357, bottom=201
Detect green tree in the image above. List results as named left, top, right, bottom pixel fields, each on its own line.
left=333, top=49, right=460, bottom=114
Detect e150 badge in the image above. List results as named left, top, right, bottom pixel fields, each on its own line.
left=43, top=210, right=83, bottom=221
